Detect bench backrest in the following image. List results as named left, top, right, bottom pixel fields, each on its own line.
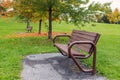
left=69, top=30, right=100, bottom=53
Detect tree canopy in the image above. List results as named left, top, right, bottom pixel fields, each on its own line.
left=31, top=0, right=93, bottom=39
left=13, top=0, right=110, bottom=39
left=0, top=0, right=13, bottom=16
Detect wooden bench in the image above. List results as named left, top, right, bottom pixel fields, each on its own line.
left=26, top=26, right=32, bottom=32
left=53, top=30, right=100, bottom=75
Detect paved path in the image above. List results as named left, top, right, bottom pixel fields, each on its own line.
left=21, top=53, right=106, bottom=80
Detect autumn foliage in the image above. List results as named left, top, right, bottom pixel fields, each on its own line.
left=0, top=0, right=14, bottom=17
left=107, top=8, right=120, bottom=23
left=0, top=0, right=13, bottom=9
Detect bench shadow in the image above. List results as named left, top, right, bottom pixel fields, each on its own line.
left=23, top=54, right=102, bottom=80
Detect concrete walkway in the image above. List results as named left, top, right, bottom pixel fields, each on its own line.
left=21, top=53, right=106, bottom=80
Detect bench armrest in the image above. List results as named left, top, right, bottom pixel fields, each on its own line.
left=68, top=41, right=96, bottom=59
left=53, top=34, right=71, bottom=44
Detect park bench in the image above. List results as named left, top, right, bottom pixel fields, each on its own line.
left=53, top=30, right=100, bottom=75
left=26, top=26, right=32, bottom=32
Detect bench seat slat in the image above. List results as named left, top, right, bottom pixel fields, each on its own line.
left=73, top=30, right=97, bottom=37
left=74, top=44, right=91, bottom=52
left=70, top=35, right=93, bottom=53
left=70, top=35, right=95, bottom=42
left=54, top=43, right=85, bottom=56
left=68, top=30, right=99, bottom=53
left=69, top=36, right=93, bottom=47
left=69, top=40, right=92, bottom=52
left=71, top=33, right=96, bottom=41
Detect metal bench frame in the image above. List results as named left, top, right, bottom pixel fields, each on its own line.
left=53, top=30, right=100, bottom=75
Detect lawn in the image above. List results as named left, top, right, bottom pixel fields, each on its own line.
left=0, top=18, right=77, bottom=38
left=0, top=18, right=120, bottom=80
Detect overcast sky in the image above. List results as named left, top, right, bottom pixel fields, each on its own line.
left=90, top=0, right=120, bottom=11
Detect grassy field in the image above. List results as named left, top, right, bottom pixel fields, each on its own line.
left=0, top=18, right=120, bottom=80
left=0, top=18, right=77, bottom=38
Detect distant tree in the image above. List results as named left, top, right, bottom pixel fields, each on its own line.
left=31, top=1, right=48, bottom=34
left=0, top=0, right=13, bottom=17
left=0, top=4, right=6, bottom=15
left=14, top=0, right=34, bottom=28
left=88, top=2, right=111, bottom=22
left=32, top=11, right=47, bottom=34
left=33, top=0, right=61, bottom=39
left=101, top=15, right=110, bottom=23
left=0, top=0, right=13, bottom=9
left=107, top=8, right=120, bottom=24
left=14, top=0, right=48, bottom=33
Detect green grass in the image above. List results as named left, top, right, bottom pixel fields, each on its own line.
left=0, top=18, right=78, bottom=38
left=0, top=37, right=57, bottom=80
left=0, top=18, right=120, bottom=80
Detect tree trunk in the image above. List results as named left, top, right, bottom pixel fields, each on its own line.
left=38, top=19, right=42, bottom=34
left=48, top=6, right=52, bottom=39
left=26, top=20, right=30, bottom=28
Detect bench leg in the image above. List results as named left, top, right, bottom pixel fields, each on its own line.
left=57, top=48, right=67, bottom=56
left=70, top=55, right=96, bottom=75
left=92, top=51, right=96, bottom=75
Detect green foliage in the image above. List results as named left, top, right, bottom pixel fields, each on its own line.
left=101, top=15, right=110, bottom=23
left=99, top=8, right=120, bottom=24
left=13, top=0, right=34, bottom=27
left=13, top=0, right=111, bottom=39
left=88, top=2, right=111, bottom=23
left=89, top=2, right=111, bottom=13
left=55, top=0, right=89, bottom=26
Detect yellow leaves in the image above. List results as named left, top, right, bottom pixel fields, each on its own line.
left=106, top=8, right=120, bottom=23
left=113, top=8, right=119, bottom=17
left=26, top=9, right=32, bottom=13
left=33, top=13, right=40, bottom=17
left=118, top=16, right=120, bottom=20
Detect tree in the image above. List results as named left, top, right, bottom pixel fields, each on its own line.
left=14, top=0, right=34, bottom=28
left=34, top=0, right=111, bottom=39
left=0, top=4, right=6, bottom=15
left=0, top=0, right=13, bottom=9
left=0, top=0, right=13, bottom=17
left=14, top=0, right=48, bottom=34
left=32, top=12, right=47, bottom=34
left=33, top=0, right=91, bottom=39
left=31, top=0, right=61, bottom=39
left=14, top=0, right=110, bottom=39
left=88, top=2, right=111, bottom=23
left=107, top=8, right=120, bottom=24
left=31, top=1, right=48, bottom=34
left=101, top=15, right=110, bottom=23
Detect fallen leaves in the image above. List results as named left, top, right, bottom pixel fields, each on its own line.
left=5, top=32, right=68, bottom=38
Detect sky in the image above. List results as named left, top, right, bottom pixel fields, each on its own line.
left=90, top=0, right=120, bottom=11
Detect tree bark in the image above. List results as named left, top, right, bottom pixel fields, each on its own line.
left=48, top=6, right=52, bottom=39
left=26, top=20, right=30, bottom=28
left=38, top=19, right=42, bottom=34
